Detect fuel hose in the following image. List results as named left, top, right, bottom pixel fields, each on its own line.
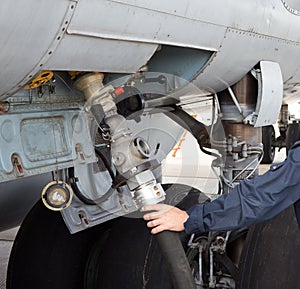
left=156, top=230, right=197, bottom=289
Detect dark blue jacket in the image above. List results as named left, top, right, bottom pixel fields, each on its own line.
left=184, top=141, right=300, bottom=234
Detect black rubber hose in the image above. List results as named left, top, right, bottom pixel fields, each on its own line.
left=164, top=105, right=209, bottom=143
left=68, top=167, right=114, bottom=206
left=156, top=231, right=196, bottom=289
left=198, top=134, right=223, bottom=162
left=92, top=103, right=195, bottom=287
left=90, top=103, right=105, bottom=125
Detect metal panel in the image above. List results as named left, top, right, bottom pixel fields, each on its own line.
left=193, top=27, right=300, bottom=93
left=0, top=0, right=76, bottom=99
left=147, top=46, right=213, bottom=82
left=20, top=117, right=70, bottom=162
left=254, top=61, right=283, bottom=127
left=44, top=34, right=158, bottom=73
left=0, top=110, right=95, bottom=183
left=111, top=0, right=300, bottom=43
left=67, top=0, right=225, bottom=51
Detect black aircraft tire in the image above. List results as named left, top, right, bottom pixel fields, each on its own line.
left=238, top=206, right=300, bottom=289
left=261, top=125, right=275, bottom=164
left=7, top=184, right=206, bottom=289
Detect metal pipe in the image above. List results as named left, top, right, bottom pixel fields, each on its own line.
left=228, top=86, right=243, bottom=116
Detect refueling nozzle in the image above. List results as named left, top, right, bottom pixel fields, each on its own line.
left=74, top=73, right=166, bottom=209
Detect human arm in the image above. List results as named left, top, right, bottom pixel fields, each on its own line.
left=143, top=141, right=300, bottom=234
left=186, top=142, right=300, bottom=233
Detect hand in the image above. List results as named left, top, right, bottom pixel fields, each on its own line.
left=142, top=204, right=189, bottom=234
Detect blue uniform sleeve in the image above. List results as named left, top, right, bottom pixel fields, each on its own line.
left=184, top=141, right=300, bottom=234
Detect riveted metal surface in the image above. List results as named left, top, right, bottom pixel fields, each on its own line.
left=0, top=0, right=77, bottom=99
left=67, top=0, right=224, bottom=50
left=193, top=27, right=300, bottom=93
left=281, top=0, right=300, bottom=15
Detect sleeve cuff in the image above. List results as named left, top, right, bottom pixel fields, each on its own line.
left=184, top=203, right=206, bottom=234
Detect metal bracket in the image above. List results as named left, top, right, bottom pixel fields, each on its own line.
left=244, top=61, right=283, bottom=127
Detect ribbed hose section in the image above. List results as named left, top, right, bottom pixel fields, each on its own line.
left=156, top=231, right=196, bottom=289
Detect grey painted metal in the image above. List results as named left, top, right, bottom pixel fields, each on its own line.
left=0, top=110, right=95, bottom=183
left=254, top=61, right=283, bottom=127
left=66, top=0, right=223, bottom=51
left=61, top=187, right=137, bottom=234
left=64, top=109, right=185, bottom=233
left=44, top=34, right=158, bottom=73
left=193, top=27, right=300, bottom=95
left=1, top=0, right=300, bottom=100
left=281, top=0, right=300, bottom=15
left=0, top=0, right=76, bottom=99
left=110, top=0, right=300, bottom=41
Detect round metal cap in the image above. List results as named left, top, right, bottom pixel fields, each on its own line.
left=42, top=181, right=73, bottom=211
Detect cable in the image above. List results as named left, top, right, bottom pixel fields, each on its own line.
left=211, top=163, right=223, bottom=195
left=231, top=150, right=263, bottom=183
left=95, top=148, right=115, bottom=181
left=68, top=165, right=115, bottom=206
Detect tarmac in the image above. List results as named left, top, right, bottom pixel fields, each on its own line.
left=0, top=149, right=286, bottom=289
left=0, top=227, right=18, bottom=289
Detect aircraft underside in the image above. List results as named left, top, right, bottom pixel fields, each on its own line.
left=1, top=0, right=300, bottom=288
left=0, top=67, right=298, bottom=289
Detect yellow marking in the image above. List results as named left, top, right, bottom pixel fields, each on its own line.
left=24, top=70, right=54, bottom=89
left=171, top=114, right=197, bottom=158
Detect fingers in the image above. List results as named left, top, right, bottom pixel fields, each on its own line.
left=141, top=204, right=188, bottom=234
left=150, top=225, right=166, bottom=234
left=145, top=216, right=169, bottom=234
left=142, top=204, right=172, bottom=221
left=146, top=219, right=161, bottom=228
left=143, top=212, right=160, bottom=221
left=146, top=219, right=167, bottom=234
left=141, top=203, right=168, bottom=212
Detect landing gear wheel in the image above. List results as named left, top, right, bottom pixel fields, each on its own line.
left=261, top=125, right=275, bottom=164
left=238, top=206, right=300, bottom=289
left=7, top=184, right=207, bottom=289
